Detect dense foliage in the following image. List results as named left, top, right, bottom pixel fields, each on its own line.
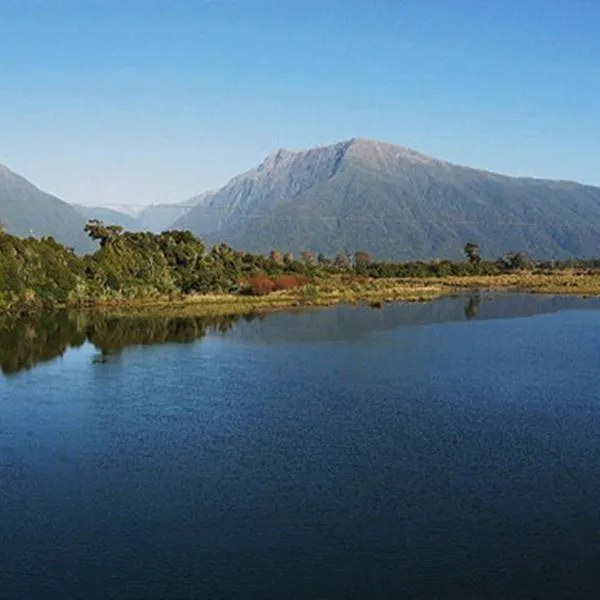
left=2, top=222, right=599, bottom=315
left=0, top=222, right=318, bottom=314
left=0, top=229, right=88, bottom=312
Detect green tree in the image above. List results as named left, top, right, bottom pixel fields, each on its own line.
left=354, top=250, right=372, bottom=273
left=269, top=250, right=283, bottom=265
left=84, top=220, right=124, bottom=247
left=300, top=251, right=315, bottom=267
left=333, top=251, right=351, bottom=271
left=464, top=242, right=481, bottom=265
left=498, top=251, right=531, bottom=271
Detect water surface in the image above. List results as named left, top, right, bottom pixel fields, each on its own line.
left=1, top=294, right=600, bottom=599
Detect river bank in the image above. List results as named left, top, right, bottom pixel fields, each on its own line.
left=74, top=271, right=600, bottom=319
left=3, top=271, right=600, bottom=319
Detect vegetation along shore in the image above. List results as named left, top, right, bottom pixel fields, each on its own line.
left=1, top=220, right=600, bottom=318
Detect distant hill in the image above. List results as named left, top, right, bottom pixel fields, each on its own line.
left=0, top=164, right=94, bottom=253
left=137, top=192, right=214, bottom=232
left=74, top=205, right=140, bottom=231
left=173, top=138, right=600, bottom=260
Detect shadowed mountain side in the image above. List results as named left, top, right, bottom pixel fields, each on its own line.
left=0, top=165, right=95, bottom=253
left=174, top=138, right=600, bottom=260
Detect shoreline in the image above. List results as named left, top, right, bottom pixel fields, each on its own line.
left=3, top=272, right=600, bottom=320
left=73, top=279, right=447, bottom=319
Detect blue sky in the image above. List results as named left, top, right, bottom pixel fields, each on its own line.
left=1, top=0, right=599, bottom=207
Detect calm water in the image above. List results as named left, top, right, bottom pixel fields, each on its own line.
left=1, top=294, right=600, bottom=599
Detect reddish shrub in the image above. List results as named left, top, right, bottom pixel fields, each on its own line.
left=273, top=275, right=309, bottom=291
left=245, top=275, right=276, bottom=296
left=244, top=274, right=309, bottom=296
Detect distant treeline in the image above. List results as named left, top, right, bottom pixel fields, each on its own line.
left=1, top=221, right=599, bottom=315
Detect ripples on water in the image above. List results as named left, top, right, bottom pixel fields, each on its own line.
left=1, top=294, right=600, bottom=599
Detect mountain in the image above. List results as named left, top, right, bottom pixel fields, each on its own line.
left=0, top=164, right=94, bottom=253
left=173, top=138, right=600, bottom=260
left=137, top=191, right=214, bottom=232
left=74, top=205, right=140, bottom=230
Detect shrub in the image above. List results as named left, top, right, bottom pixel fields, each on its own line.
left=273, top=275, right=308, bottom=291
left=245, top=275, right=276, bottom=296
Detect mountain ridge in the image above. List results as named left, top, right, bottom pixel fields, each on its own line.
left=74, top=204, right=140, bottom=231
left=173, top=138, right=600, bottom=260
left=136, top=191, right=215, bottom=232
left=3, top=139, right=600, bottom=260
left=0, top=163, right=94, bottom=253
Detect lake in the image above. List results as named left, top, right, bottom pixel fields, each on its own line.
left=1, top=294, right=600, bottom=599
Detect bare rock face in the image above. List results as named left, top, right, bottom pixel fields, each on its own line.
left=174, top=138, right=600, bottom=260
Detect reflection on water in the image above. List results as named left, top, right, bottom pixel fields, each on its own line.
left=2, top=293, right=600, bottom=375
left=0, top=312, right=245, bottom=375
left=464, top=295, right=481, bottom=320
left=227, top=293, right=600, bottom=345
left=2, top=292, right=600, bottom=599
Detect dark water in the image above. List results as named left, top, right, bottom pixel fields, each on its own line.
left=1, top=294, right=600, bottom=599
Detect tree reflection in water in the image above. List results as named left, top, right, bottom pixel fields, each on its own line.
left=464, top=295, right=481, bottom=320
left=3, top=294, right=599, bottom=375
left=0, top=312, right=240, bottom=375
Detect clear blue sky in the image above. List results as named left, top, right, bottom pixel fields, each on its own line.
left=1, top=0, right=599, bottom=208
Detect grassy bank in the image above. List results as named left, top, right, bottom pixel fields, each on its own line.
left=432, top=271, right=600, bottom=296
left=92, top=271, right=600, bottom=318
left=99, top=278, right=446, bottom=318
left=4, top=223, right=600, bottom=318
left=3, top=269, right=600, bottom=320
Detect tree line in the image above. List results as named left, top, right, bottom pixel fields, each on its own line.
left=1, top=221, right=598, bottom=315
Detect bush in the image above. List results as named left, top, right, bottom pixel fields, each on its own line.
left=273, top=275, right=308, bottom=291
left=245, top=275, right=276, bottom=296
left=243, top=274, right=309, bottom=295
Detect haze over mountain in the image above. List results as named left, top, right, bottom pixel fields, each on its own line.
left=136, top=191, right=214, bottom=233
left=0, top=161, right=211, bottom=250
left=74, top=205, right=140, bottom=231
left=4, top=138, right=600, bottom=261
left=174, top=138, right=600, bottom=260
left=0, top=164, right=94, bottom=253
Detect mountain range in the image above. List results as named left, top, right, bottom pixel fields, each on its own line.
left=2, top=138, right=600, bottom=259
left=135, top=191, right=215, bottom=233
left=174, top=138, right=600, bottom=260
left=74, top=205, right=140, bottom=231
left=0, top=164, right=94, bottom=253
